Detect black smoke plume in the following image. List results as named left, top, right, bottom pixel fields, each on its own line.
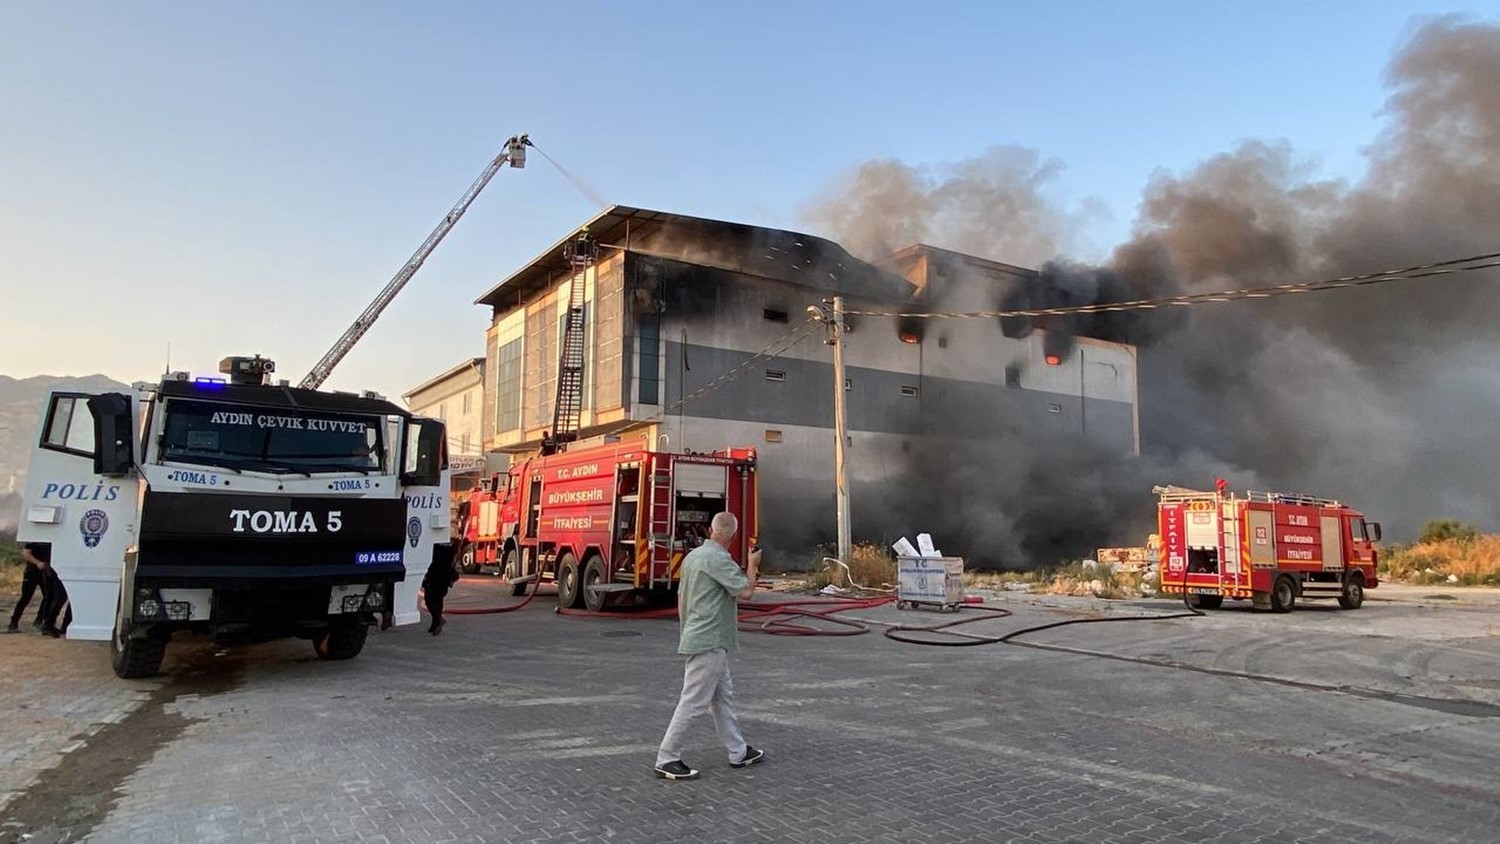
left=802, top=17, right=1500, bottom=561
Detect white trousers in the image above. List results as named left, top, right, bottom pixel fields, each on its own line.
left=656, top=648, right=748, bottom=766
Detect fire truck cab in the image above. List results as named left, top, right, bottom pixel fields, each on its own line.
left=459, top=438, right=758, bottom=610
left=1156, top=485, right=1381, bottom=612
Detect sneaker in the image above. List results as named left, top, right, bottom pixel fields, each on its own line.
left=653, top=760, right=699, bottom=780
left=730, top=746, right=765, bottom=768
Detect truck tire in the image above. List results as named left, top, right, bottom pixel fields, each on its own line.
left=1271, top=575, right=1296, bottom=613
left=461, top=546, right=480, bottom=575
left=557, top=553, right=585, bottom=609
left=111, top=625, right=168, bottom=679
left=110, top=592, right=168, bottom=679
left=582, top=555, right=610, bottom=612
left=314, top=620, right=369, bottom=660
left=505, top=548, right=527, bottom=597
left=1189, top=594, right=1224, bottom=610
left=1338, top=572, right=1366, bottom=610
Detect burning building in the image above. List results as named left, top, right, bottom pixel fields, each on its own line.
left=468, top=205, right=1138, bottom=560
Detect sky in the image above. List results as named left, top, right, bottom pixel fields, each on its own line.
left=0, top=0, right=1484, bottom=401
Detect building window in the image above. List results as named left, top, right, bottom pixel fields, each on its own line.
left=638, top=315, right=660, bottom=405
left=1047, top=403, right=1063, bottom=414
left=460, top=432, right=470, bottom=454
left=765, top=369, right=786, bottom=382
left=496, top=338, right=522, bottom=433
left=439, top=402, right=447, bottom=421
left=764, top=429, right=783, bottom=443
left=463, top=392, right=472, bottom=414
left=900, top=385, right=918, bottom=398
left=763, top=308, right=789, bottom=323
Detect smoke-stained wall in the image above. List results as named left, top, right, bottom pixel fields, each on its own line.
left=634, top=256, right=1139, bottom=566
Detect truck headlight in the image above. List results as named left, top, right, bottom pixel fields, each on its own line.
left=137, top=599, right=162, bottom=618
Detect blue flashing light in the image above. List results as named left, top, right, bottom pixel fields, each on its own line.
left=193, top=377, right=228, bottom=389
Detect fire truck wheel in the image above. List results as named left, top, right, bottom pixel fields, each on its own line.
left=1338, top=573, right=1366, bottom=610
left=557, top=553, right=586, bottom=609
left=1189, top=594, right=1224, bottom=610
left=504, top=549, right=527, bottom=597
left=461, top=547, right=480, bottom=575
left=1271, top=576, right=1297, bottom=613
left=582, top=555, right=610, bottom=612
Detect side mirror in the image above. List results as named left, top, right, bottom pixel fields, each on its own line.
left=1366, top=522, right=1383, bottom=543
left=88, top=393, right=135, bottom=476
left=402, top=419, right=446, bottom=487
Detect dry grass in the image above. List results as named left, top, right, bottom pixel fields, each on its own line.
left=0, top=539, right=22, bottom=595
left=802, top=546, right=1154, bottom=600
left=1039, top=561, right=1148, bottom=600
left=806, top=542, right=898, bottom=591
left=1381, top=535, right=1500, bottom=586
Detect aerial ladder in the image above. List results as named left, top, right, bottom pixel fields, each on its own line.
left=299, top=134, right=531, bottom=390
left=541, top=230, right=596, bottom=454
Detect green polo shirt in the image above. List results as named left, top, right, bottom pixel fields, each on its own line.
left=677, top=539, right=749, bottom=655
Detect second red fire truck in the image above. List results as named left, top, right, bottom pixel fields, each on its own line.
left=457, top=438, right=758, bottom=610
left=1156, top=484, right=1382, bottom=612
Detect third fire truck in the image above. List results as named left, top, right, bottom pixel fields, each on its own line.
left=1156, top=484, right=1382, bottom=612
left=458, top=438, right=758, bottom=610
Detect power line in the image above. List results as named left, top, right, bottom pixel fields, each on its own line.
left=841, top=251, right=1500, bottom=320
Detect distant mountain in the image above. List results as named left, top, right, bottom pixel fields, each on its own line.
left=0, top=374, right=131, bottom=530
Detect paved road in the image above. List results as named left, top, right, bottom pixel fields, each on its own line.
left=3, top=579, right=1499, bottom=843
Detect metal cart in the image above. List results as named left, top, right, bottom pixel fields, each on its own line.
left=896, top=556, right=965, bottom=612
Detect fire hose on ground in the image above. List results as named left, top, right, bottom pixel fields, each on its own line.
left=432, top=551, right=1203, bottom=643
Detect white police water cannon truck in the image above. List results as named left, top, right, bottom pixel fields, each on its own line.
left=16, top=355, right=452, bottom=678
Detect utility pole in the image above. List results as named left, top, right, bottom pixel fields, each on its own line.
left=809, top=297, right=852, bottom=563
left=832, top=296, right=851, bottom=563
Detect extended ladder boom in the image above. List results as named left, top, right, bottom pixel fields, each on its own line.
left=299, top=134, right=531, bottom=390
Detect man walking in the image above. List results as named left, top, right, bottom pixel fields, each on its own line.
left=19, top=542, right=68, bottom=638
left=654, top=511, right=765, bottom=780
left=7, top=542, right=48, bottom=633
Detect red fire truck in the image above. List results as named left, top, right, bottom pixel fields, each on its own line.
left=1155, top=484, right=1382, bottom=612
left=458, top=439, right=758, bottom=610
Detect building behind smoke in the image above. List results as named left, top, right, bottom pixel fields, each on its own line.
left=464, top=206, right=1139, bottom=559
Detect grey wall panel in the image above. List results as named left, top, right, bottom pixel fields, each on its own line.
left=661, top=341, right=1134, bottom=446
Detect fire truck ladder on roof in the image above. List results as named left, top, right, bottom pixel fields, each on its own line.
left=646, top=463, right=675, bottom=588
left=548, top=232, right=595, bottom=451
left=1247, top=491, right=1343, bottom=507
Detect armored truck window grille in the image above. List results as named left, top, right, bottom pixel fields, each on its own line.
left=765, top=369, right=786, bottom=383
left=900, top=385, right=918, bottom=398
left=41, top=395, right=95, bottom=457
left=159, top=399, right=384, bottom=474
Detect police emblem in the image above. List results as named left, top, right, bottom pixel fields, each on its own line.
left=80, top=509, right=110, bottom=548
left=407, top=516, right=422, bottom=548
